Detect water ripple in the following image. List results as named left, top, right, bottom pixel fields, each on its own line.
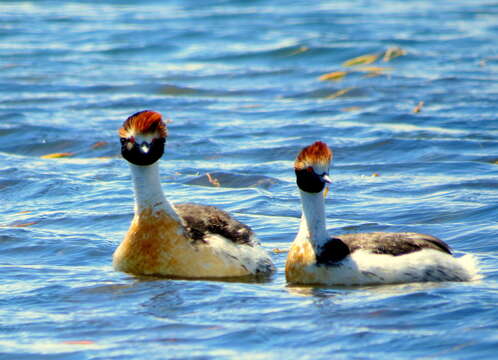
left=1, top=0, right=497, bottom=359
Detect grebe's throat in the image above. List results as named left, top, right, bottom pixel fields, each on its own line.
left=298, top=189, right=329, bottom=248
left=129, top=163, right=180, bottom=222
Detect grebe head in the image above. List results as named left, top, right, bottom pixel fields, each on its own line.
left=119, top=110, right=167, bottom=166
left=294, top=141, right=333, bottom=193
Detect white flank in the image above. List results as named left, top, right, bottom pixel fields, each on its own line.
left=204, top=233, right=274, bottom=275
left=313, top=249, right=481, bottom=286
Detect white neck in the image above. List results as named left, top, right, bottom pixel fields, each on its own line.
left=129, top=163, right=181, bottom=222
left=296, top=189, right=329, bottom=249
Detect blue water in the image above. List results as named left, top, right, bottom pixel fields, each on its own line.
left=1, top=0, right=498, bottom=358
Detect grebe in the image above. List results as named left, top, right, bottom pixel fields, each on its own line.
left=113, top=110, right=274, bottom=278
left=285, top=141, right=478, bottom=285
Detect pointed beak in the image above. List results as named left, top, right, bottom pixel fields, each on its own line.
left=321, top=173, right=332, bottom=184
left=140, top=142, right=150, bottom=154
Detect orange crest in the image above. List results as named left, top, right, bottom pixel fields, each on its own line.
left=294, top=141, right=333, bottom=169
left=119, top=110, right=168, bottom=138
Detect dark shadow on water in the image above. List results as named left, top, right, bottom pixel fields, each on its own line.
left=126, top=271, right=276, bottom=284
left=285, top=281, right=453, bottom=298
left=184, top=171, right=279, bottom=189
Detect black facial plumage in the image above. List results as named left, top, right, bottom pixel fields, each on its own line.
left=295, top=167, right=327, bottom=193
left=120, top=137, right=165, bottom=166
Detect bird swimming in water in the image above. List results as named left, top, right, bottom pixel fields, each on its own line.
left=113, top=110, right=274, bottom=278
left=286, top=141, right=479, bottom=285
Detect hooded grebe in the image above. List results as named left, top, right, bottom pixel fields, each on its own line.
left=113, top=110, right=274, bottom=278
left=285, top=141, right=478, bottom=285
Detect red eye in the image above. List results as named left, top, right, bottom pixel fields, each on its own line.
left=306, top=166, right=313, bottom=173
left=129, top=136, right=135, bottom=144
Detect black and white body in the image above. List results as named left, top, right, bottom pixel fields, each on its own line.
left=113, top=110, right=274, bottom=278
left=285, top=141, right=479, bottom=285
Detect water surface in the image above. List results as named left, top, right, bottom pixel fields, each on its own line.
left=1, top=1, right=498, bottom=359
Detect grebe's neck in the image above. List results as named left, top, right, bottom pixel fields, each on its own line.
left=129, top=162, right=180, bottom=221
left=297, top=189, right=329, bottom=248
